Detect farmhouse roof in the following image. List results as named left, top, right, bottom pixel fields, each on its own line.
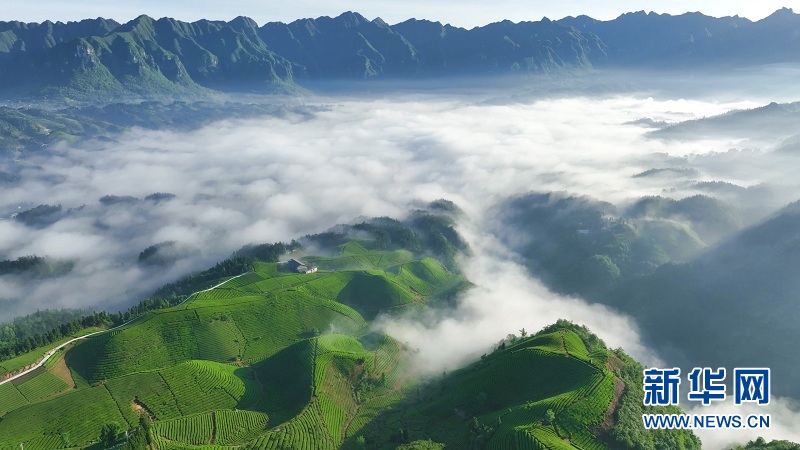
left=287, top=258, right=304, bottom=270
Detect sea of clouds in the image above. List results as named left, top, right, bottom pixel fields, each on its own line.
left=2, top=73, right=800, bottom=446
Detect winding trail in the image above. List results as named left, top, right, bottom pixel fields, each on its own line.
left=0, top=272, right=250, bottom=387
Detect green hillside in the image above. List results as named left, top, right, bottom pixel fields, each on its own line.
left=344, top=324, right=693, bottom=450
left=496, top=192, right=741, bottom=298
left=0, top=242, right=697, bottom=450
left=610, top=200, right=800, bottom=399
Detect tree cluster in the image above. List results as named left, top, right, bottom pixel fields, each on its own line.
left=0, top=255, right=74, bottom=278
left=1, top=249, right=270, bottom=363
left=610, top=350, right=701, bottom=450
left=0, top=311, right=112, bottom=361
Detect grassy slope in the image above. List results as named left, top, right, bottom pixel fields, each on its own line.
left=0, top=385, right=126, bottom=450
left=0, top=243, right=694, bottom=450
left=302, top=242, right=467, bottom=319
left=347, top=328, right=616, bottom=450
left=0, top=326, right=103, bottom=378
left=0, top=244, right=461, bottom=449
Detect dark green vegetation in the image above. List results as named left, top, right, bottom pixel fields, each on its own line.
left=498, top=191, right=800, bottom=399
left=304, top=212, right=470, bottom=273
left=0, top=311, right=108, bottom=363
left=0, top=255, right=75, bottom=278
left=612, top=201, right=800, bottom=398
left=138, top=241, right=187, bottom=267
left=608, top=348, right=698, bottom=450
left=496, top=192, right=741, bottom=298
left=2, top=9, right=800, bottom=102
left=13, top=204, right=64, bottom=226
left=345, top=321, right=698, bottom=450
left=729, top=438, right=800, bottom=450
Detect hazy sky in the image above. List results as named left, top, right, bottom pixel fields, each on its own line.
left=3, top=0, right=798, bottom=27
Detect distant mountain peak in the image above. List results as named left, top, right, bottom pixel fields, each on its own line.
left=763, top=7, right=797, bottom=20
left=132, top=14, right=156, bottom=24
left=625, top=10, right=648, bottom=17
left=334, top=11, right=367, bottom=26
left=230, top=15, right=258, bottom=29
left=115, top=14, right=156, bottom=34
left=394, top=18, right=444, bottom=27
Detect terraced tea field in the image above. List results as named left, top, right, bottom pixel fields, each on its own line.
left=0, top=241, right=645, bottom=450
left=347, top=329, right=619, bottom=449
left=0, top=243, right=468, bottom=449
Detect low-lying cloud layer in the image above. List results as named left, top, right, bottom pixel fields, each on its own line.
left=1, top=93, right=753, bottom=318
left=378, top=226, right=664, bottom=372
left=3, top=80, right=800, bottom=447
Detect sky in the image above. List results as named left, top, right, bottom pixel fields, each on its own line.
left=3, top=0, right=799, bottom=27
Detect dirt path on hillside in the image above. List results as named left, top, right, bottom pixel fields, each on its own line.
left=0, top=272, right=251, bottom=388
left=50, top=351, right=76, bottom=389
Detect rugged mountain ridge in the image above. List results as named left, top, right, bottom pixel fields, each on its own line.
left=0, top=8, right=799, bottom=99
left=558, top=7, right=800, bottom=67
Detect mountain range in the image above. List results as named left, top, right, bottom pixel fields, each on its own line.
left=1, top=8, right=799, bottom=100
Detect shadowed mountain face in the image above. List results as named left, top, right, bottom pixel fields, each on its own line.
left=2, top=8, right=800, bottom=100
left=611, top=201, right=800, bottom=398
left=0, top=18, right=120, bottom=54
left=497, top=191, right=800, bottom=399
left=389, top=16, right=605, bottom=75
left=0, top=12, right=600, bottom=99
left=558, top=7, right=800, bottom=68
left=259, top=12, right=423, bottom=79
left=0, top=15, right=301, bottom=100
left=650, top=101, right=800, bottom=141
